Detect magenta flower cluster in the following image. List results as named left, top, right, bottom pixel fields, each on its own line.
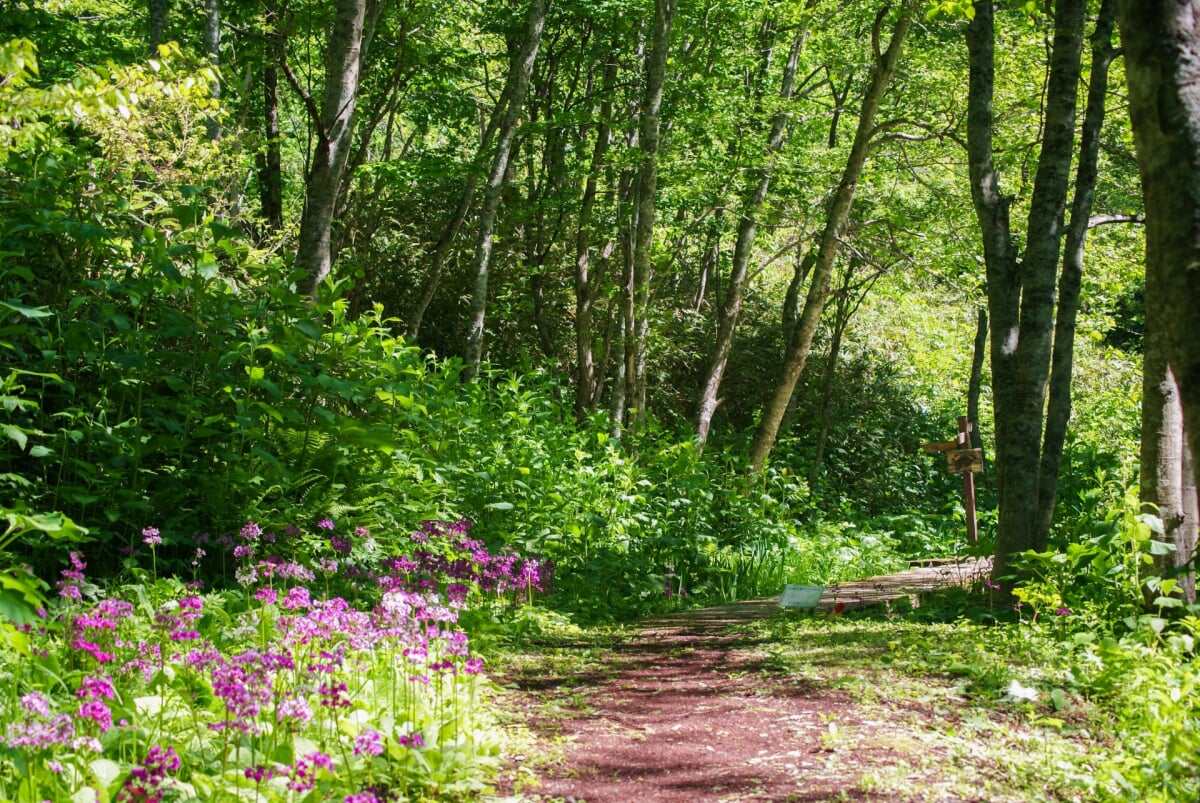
left=117, top=745, right=179, bottom=803
left=379, top=519, right=552, bottom=605
left=3, top=518, right=544, bottom=800
left=4, top=692, right=76, bottom=751
left=244, top=750, right=333, bottom=793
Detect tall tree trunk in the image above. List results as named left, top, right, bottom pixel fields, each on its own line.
left=407, top=80, right=512, bottom=340
left=1142, top=341, right=1197, bottom=600
left=622, top=0, right=677, bottom=430
left=967, top=307, right=987, bottom=452
left=148, top=0, right=167, bottom=55
left=574, top=59, right=617, bottom=421
left=293, top=0, right=370, bottom=298
left=329, top=2, right=407, bottom=264
left=966, top=1, right=1017, bottom=508
left=747, top=3, right=913, bottom=475
left=695, top=25, right=807, bottom=449
left=967, top=0, right=1086, bottom=591
left=203, top=0, right=221, bottom=141
left=1118, top=2, right=1200, bottom=550
left=1137, top=109, right=1198, bottom=601
left=463, top=0, right=548, bottom=381
left=258, top=65, right=284, bottom=231
left=1034, top=0, right=1117, bottom=544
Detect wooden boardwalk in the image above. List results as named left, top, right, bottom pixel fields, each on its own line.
left=642, top=557, right=993, bottom=632
left=813, top=556, right=992, bottom=612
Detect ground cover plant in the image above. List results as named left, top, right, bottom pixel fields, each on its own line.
left=0, top=518, right=548, bottom=802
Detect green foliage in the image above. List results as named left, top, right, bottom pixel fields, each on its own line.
left=1012, top=488, right=1168, bottom=626
left=996, top=490, right=1200, bottom=800
left=0, top=40, right=455, bottom=562
left=0, top=33, right=915, bottom=616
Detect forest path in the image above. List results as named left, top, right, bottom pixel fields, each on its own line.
left=493, top=560, right=1004, bottom=802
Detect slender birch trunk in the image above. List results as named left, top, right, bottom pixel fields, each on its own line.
left=463, top=0, right=548, bottom=381
left=294, top=0, right=370, bottom=298
left=748, top=3, right=913, bottom=474
left=621, top=0, right=676, bottom=430
left=696, top=23, right=807, bottom=449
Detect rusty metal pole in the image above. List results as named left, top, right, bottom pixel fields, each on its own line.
left=958, top=415, right=978, bottom=544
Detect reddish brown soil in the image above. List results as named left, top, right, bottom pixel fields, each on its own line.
left=496, top=600, right=927, bottom=802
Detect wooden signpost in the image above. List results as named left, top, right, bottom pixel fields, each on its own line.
left=922, top=416, right=981, bottom=544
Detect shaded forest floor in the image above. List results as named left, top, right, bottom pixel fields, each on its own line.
left=488, top=587, right=1103, bottom=802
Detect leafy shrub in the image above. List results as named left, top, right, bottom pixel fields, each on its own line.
left=1012, top=488, right=1171, bottom=627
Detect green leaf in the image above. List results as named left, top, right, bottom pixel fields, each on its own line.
left=1148, top=539, right=1175, bottom=555
left=2, top=424, right=27, bottom=450
left=0, top=299, right=53, bottom=319
left=0, top=587, right=40, bottom=624
left=294, top=319, right=322, bottom=340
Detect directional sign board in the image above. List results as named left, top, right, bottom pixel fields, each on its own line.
left=922, top=416, right=981, bottom=544
left=947, top=448, right=984, bottom=475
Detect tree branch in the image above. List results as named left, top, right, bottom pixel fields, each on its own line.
left=276, top=20, right=326, bottom=144
left=1087, top=212, right=1144, bottom=228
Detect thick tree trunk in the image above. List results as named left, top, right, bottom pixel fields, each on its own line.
left=148, top=0, right=167, bottom=55
left=968, top=0, right=1086, bottom=591
left=257, top=65, right=284, bottom=231
left=965, top=0, right=1018, bottom=507
left=1118, top=2, right=1200, bottom=536
left=1138, top=119, right=1197, bottom=601
left=1034, top=0, right=1117, bottom=545
left=463, top=0, right=548, bottom=381
left=574, top=59, right=616, bottom=421
left=1142, top=345, right=1196, bottom=600
left=622, top=0, right=676, bottom=430
left=747, top=3, right=913, bottom=475
left=968, top=307, right=987, bottom=452
left=695, top=26, right=806, bottom=449
left=203, top=0, right=221, bottom=140
left=294, top=0, right=369, bottom=298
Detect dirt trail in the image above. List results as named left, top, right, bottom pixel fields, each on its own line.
left=498, top=598, right=936, bottom=802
